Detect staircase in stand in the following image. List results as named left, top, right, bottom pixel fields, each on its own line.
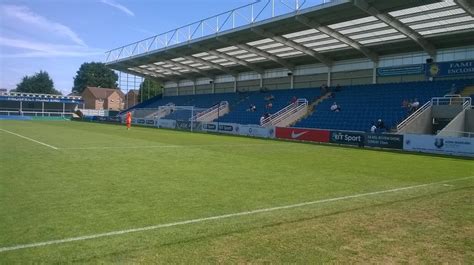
left=261, top=98, right=308, bottom=127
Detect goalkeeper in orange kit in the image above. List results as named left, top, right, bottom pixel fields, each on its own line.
left=125, top=112, right=132, bottom=130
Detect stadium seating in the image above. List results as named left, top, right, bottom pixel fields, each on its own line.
left=124, top=79, right=473, bottom=130
left=294, top=79, right=474, bottom=132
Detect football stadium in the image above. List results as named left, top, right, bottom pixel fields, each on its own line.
left=1, top=0, right=474, bottom=263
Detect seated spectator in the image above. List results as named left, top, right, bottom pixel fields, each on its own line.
left=376, top=119, right=385, bottom=130
left=330, top=102, right=341, bottom=112
left=264, top=112, right=270, bottom=119
left=264, top=94, right=275, bottom=101
left=251, top=104, right=257, bottom=112
left=450, top=83, right=457, bottom=94
left=266, top=102, right=273, bottom=110
left=410, top=98, right=420, bottom=113
left=320, top=84, right=328, bottom=94
left=370, top=123, right=377, bottom=133
left=260, top=115, right=265, bottom=124
left=401, top=99, right=409, bottom=108
left=291, top=96, right=297, bottom=104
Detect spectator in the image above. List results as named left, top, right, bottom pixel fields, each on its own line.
left=370, top=123, right=377, bottom=133
left=291, top=96, right=297, bottom=104
left=410, top=98, right=420, bottom=113
left=266, top=102, right=273, bottom=110
left=401, top=99, right=409, bottom=108
left=330, top=102, right=341, bottom=112
left=260, top=115, right=265, bottom=124
left=251, top=104, right=257, bottom=112
left=264, top=112, right=270, bottom=119
left=335, top=84, right=342, bottom=92
left=376, top=119, right=385, bottom=130
left=264, top=94, right=275, bottom=101
left=450, top=83, right=458, bottom=94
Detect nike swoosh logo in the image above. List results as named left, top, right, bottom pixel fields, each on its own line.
left=291, top=131, right=308, bottom=139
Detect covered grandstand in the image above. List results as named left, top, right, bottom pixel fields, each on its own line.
left=105, top=0, right=474, bottom=132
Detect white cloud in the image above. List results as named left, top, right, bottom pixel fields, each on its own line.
left=0, top=36, right=103, bottom=58
left=100, top=0, right=135, bottom=17
left=0, top=5, right=86, bottom=46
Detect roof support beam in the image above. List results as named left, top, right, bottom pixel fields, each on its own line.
left=216, top=36, right=295, bottom=71
left=353, top=0, right=436, bottom=58
left=295, top=15, right=379, bottom=63
left=182, top=55, right=238, bottom=77
left=190, top=44, right=265, bottom=74
left=123, top=69, right=167, bottom=83
left=251, top=27, right=333, bottom=66
left=454, top=0, right=473, bottom=16
left=163, top=60, right=215, bottom=80
left=143, top=64, right=196, bottom=81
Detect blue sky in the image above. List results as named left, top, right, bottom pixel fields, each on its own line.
left=0, top=0, right=255, bottom=94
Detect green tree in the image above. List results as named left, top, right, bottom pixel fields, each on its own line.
left=139, top=78, right=162, bottom=102
left=72, top=62, right=118, bottom=93
left=16, top=71, right=60, bottom=94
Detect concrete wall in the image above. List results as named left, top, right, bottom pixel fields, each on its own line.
left=438, top=110, right=466, bottom=137
left=432, top=105, right=463, bottom=119
left=465, top=109, right=474, bottom=132
left=398, top=106, right=433, bottom=134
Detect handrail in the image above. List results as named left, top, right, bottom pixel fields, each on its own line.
left=396, top=100, right=431, bottom=131
left=0, top=110, right=73, bottom=116
left=261, top=98, right=307, bottom=126
left=104, top=0, right=335, bottom=63
left=191, top=101, right=228, bottom=121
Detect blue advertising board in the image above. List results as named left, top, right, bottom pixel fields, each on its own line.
left=426, top=60, right=474, bottom=77
left=377, top=64, right=425, bottom=76
left=0, top=96, right=83, bottom=104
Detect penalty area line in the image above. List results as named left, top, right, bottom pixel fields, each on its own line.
left=0, top=176, right=472, bottom=253
left=0, top=128, right=58, bottom=150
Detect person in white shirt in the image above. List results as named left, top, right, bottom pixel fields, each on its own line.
left=410, top=99, right=420, bottom=113
left=260, top=115, right=265, bottom=125
left=330, top=102, right=340, bottom=112
left=371, top=123, right=377, bottom=133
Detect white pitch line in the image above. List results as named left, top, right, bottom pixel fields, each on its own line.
left=60, top=143, right=283, bottom=150
left=0, top=176, right=472, bottom=253
left=0, top=128, right=58, bottom=150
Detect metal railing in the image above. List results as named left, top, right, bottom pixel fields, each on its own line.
left=396, top=100, right=431, bottom=132
left=261, top=98, right=307, bottom=126
left=191, top=101, right=228, bottom=121
left=1, top=91, right=82, bottom=100
left=105, top=0, right=335, bottom=63
left=79, top=109, right=109, bottom=117
left=0, top=111, right=73, bottom=117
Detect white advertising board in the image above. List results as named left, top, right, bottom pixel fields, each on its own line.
left=403, top=134, right=473, bottom=157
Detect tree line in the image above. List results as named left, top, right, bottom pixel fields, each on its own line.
left=12, top=62, right=162, bottom=101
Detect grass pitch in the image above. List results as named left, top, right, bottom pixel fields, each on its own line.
left=0, top=120, right=473, bottom=263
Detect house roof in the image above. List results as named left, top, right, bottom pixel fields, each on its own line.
left=83, top=87, right=124, bottom=99
left=126, top=89, right=139, bottom=95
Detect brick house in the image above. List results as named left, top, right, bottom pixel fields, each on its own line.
left=125, top=89, right=139, bottom=109
left=81, top=87, right=125, bottom=110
